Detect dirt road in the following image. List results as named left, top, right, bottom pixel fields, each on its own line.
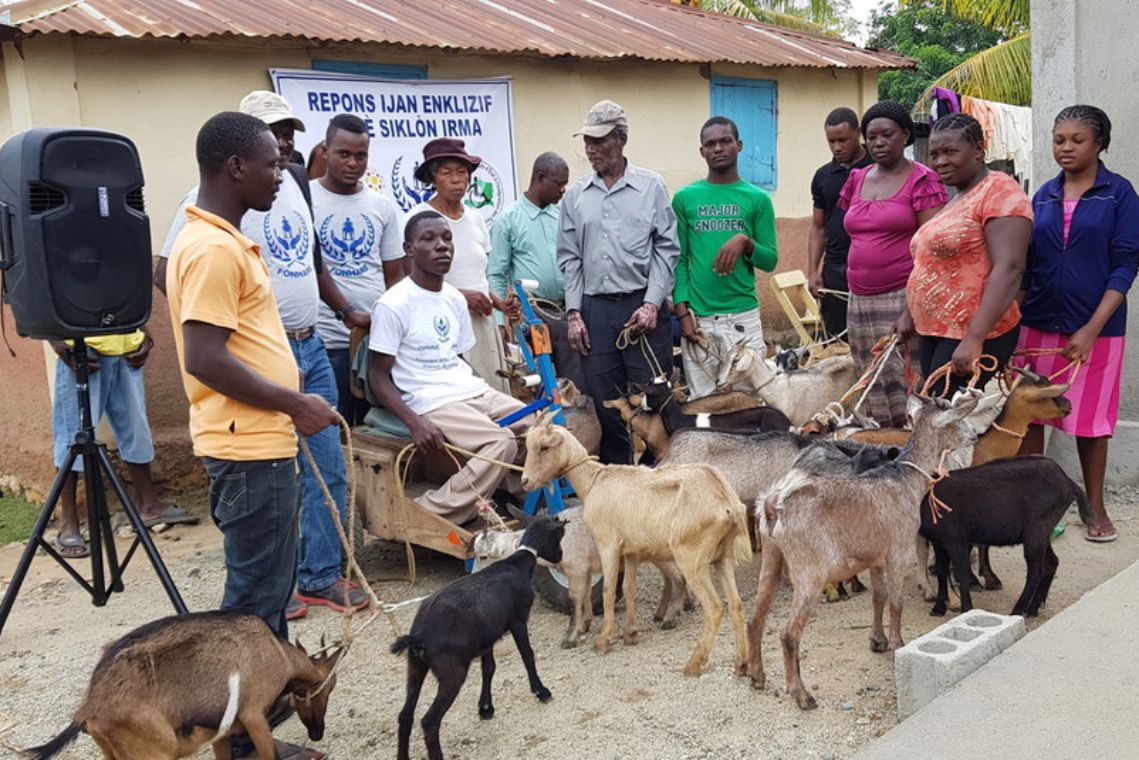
left=2, top=489, right=1136, bottom=760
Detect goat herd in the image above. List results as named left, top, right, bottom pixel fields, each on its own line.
left=25, top=342, right=1087, bottom=760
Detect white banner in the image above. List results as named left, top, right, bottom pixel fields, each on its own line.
left=270, top=69, right=518, bottom=223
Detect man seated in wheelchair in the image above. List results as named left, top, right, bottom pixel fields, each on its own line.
left=367, top=210, right=530, bottom=526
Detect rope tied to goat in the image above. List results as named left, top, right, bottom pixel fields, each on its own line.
left=807, top=333, right=899, bottom=431
left=1011, top=347, right=1084, bottom=385
left=900, top=450, right=954, bottom=525
left=919, top=354, right=999, bottom=399
left=616, top=325, right=667, bottom=382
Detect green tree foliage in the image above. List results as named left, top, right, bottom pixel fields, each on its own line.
left=702, top=0, right=857, bottom=37
left=869, top=0, right=1002, bottom=109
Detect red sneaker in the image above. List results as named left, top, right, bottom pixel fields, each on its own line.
left=295, top=578, right=370, bottom=612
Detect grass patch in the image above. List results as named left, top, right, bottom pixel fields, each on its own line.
left=0, top=496, right=40, bottom=545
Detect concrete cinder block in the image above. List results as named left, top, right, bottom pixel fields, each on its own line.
left=894, top=609, right=1026, bottom=720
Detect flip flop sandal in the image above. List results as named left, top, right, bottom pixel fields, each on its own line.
left=1085, top=524, right=1119, bottom=543
left=54, top=533, right=90, bottom=559
left=142, top=504, right=201, bottom=528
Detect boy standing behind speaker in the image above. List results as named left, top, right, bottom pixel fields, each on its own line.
left=311, top=114, right=405, bottom=426
left=156, top=92, right=371, bottom=621
left=48, top=328, right=200, bottom=558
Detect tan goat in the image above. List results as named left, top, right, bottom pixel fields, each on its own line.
left=521, top=418, right=752, bottom=676
left=23, top=611, right=342, bottom=760
left=748, top=392, right=979, bottom=709
left=602, top=396, right=672, bottom=460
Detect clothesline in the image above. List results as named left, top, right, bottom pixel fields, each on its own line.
left=929, top=87, right=1033, bottom=190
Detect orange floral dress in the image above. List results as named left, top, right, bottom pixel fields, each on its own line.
left=907, top=171, right=1033, bottom=339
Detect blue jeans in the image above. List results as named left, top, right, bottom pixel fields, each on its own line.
left=326, top=347, right=371, bottom=427
left=289, top=334, right=349, bottom=593
left=53, top=355, right=155, bottom=470
left=203, top=456, right=299, bottom=639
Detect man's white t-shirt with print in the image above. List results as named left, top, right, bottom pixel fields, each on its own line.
left=404, top=203, right=491, bottom=292
left=369, top=278, right=488, bottom=415
left=159, top=172, right=320, bottom=330
left=311, top=181, right=404, bottom=350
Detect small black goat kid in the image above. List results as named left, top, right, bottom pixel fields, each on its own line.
left=636, top=378, right=792, bottom=435
left=392, top=511, right=565, bottom=760
left=918, top=455, right=1091, bottom=617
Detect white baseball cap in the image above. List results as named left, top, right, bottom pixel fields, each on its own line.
left=238, top=90, right=306, bottom=131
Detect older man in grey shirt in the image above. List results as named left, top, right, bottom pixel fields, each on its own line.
left=557, top=100, right=680, bottom=464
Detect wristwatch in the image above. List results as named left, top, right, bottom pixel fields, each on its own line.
left=334, top=304, right=357, bottom=323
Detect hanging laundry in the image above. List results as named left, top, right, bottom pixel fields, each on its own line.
left=960, top=95, right=1033, bottom=189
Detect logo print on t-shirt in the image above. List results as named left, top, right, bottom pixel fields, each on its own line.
left=434, top=315, right=451, bottom=341
left=318, top=214, right=377, bottom=277
left=263, top=211, right=312, bottom=278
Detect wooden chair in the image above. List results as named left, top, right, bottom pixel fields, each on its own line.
left=769, top=270, right=824, bottom=346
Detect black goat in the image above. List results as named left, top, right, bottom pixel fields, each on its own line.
left=636, top=378, right=792, bottom=436
left=392, top=511, right=565, bottom=760
left=918, top=455, right=1091, bottom=618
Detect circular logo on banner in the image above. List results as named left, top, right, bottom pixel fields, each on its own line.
left=465, top=161, right=505, bottom=223
left=389, top=154, right=506, bottom=223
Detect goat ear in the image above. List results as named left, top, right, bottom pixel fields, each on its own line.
left=507, top=505, right=534, bottom=526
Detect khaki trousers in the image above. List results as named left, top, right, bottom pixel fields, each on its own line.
left=418, top=389, right=528, bottom=523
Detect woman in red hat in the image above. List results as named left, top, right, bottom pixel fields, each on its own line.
left=407, top=138, right=519, bottom=392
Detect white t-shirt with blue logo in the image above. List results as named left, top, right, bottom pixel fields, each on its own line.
left=159, top=172, right=319, bottom=330
left=369, top=278, right=488, bottom=415
left=311, top=181, right=404, bottom=350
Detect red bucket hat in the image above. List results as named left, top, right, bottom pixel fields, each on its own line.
left=415, top=138, right=482, bottom=183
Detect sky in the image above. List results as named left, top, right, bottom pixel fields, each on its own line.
left=848, top=0, right=889, bottom=45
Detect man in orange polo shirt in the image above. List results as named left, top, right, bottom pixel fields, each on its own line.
left=166, top=111, right=337, bottom=642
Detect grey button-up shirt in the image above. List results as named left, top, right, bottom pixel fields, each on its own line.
left=556, top=161, right=680, bottom=312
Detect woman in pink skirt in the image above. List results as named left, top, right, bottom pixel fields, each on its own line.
left=1018, top=105, right=1139, bottom=542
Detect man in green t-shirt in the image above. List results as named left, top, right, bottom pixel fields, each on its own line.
left=672, top=116, right=778, bottom=397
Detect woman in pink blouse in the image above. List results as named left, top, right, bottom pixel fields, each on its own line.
left=839, top=101, right=947, bottom=426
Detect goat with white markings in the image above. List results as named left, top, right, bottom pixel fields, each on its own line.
left=23, top=611, right=342, bottom=760
left=748, top=391, right=980, bottom=709
left=521, top=416, right=752, bottom=676
left=393, top=514, right=564, bottom=760
left=714, top=336, right=858, bottom=426
left=638, top=377, right=792, bottom=436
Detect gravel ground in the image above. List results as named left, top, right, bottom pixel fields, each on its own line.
left=2, top=487, right=1138, bottom=760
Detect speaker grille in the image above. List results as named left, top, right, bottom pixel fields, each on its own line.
left=27, top=181, right=65, bottom=215
left=126, top=188, right=144, bottom=213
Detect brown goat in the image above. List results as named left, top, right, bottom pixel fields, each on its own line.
left=602, top=396, right=672, bottom=460
left=521, top=418, right=752, bottom=676
left=23, top=611, right=343, bottom=760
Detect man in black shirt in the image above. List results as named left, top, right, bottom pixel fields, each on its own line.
left=808, top=107, right=872, bottom=338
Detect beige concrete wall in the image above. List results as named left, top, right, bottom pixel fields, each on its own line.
left=0, top=33, right=877, bottom=491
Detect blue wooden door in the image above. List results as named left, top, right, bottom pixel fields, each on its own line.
left=710, top=76, right=777, bottom=190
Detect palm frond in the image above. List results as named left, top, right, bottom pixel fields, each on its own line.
left=899, top=0, right=1029, bottom=33
left=916, top=32, right=1031, bottom=108
left=703, top=0, right=837, bottom=35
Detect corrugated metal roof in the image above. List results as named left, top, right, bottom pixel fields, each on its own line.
left=0, top=0, right=914, bottom=70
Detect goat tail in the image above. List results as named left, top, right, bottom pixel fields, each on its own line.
left=726, top=507, right=753, bottom=564
left=390, top=635, right=427, bottom=660
left=1073, top=482, right=1093, bottom=526
left=21, top=722, right=83, bottom=759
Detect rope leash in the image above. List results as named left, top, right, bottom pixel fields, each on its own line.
left=804, top=334, right=898, bottom=432
left=617, top=325, right=667, bottom=382
left=900, top=450, right=954, bottom=525
left=297, top=415, right=405, bottom=699
left=919, top=354, right=999, bottom=399
left=1012, top=347, right=1084, bottom=385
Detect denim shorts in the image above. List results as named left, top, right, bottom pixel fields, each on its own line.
left=52, top=355, right=155, bottom=471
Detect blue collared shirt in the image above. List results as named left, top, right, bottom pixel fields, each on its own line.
left=556, top=162, right=680, bottom=311
left=488, top=195, right=564, bottom=325
left=1021, top=163, right=1139, bottom=337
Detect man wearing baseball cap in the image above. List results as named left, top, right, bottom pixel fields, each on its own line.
left=557, top=99, right=680, bottom=464
left=156, top=92, right=371, bottom=621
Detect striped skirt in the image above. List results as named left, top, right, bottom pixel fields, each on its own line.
left=1015, top=325, right=1126, bottom=438
left=847, top=289, right=919, bottom=428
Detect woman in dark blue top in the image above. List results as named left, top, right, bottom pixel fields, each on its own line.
left=1018, top=105, right=1139, bottom=543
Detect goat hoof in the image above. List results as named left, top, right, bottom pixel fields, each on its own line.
left=660, top=618, right=678, bottom=631
left=734, top=660, right=748, bottom=677
left=560, top=638, right=578, bottom=650
left=985, top=580, right=1004, bottom=591
left=748, top=669, right=766, bottom=690
left=869, top=637, right=889, bottom=653
left=479, top=705, right=494, bottom=720
left=930, top=605, right=947, bottom=617
left=795, top=692, right=818, bottom=711
left=593, top=639, right=611, bottom=653
left=622, top=632, right=640, bottom=645
left=652, top=611, right=664, bottom=622
left=535, top=687, right=553, bottom=703
left=682, top=663, right=703, bottom=677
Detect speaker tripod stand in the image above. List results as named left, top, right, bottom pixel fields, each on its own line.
left=0, top=340, right=187, bottom=637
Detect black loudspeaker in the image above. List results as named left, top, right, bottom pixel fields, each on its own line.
left=0, top=127, right=151, bottom=339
